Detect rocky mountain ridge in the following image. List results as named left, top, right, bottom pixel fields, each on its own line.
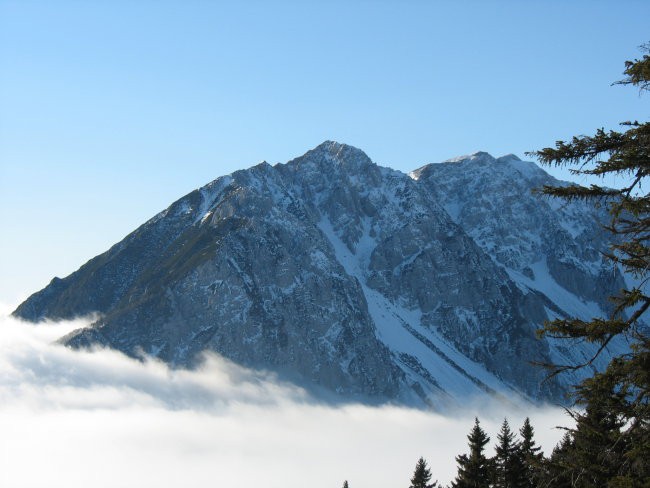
left=13, top=141, right=627, bottom=409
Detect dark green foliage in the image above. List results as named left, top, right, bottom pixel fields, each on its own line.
left=617, top=43, right=650, bottom=91
left=543, top=432, right=575, bottom=488
left=518, top=418, right=543, bottom=488
left=543, top=369, right=650, bottom=487
left=569, top=379, right=627, bottom=487
left=452, top=418, right=492, bottom=488
left=529, top=44, right=650, bottom=488
left=342, top=481, right=349, bottom=488
left=529, top=45, right=650, bottom=377
left=494, top=419, right=526, bottom=488
left=409, top=457, right=437, bottom=488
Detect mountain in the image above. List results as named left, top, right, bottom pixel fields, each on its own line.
left=13, top=141, right=627, bottom=409
left=411, top=152, right=629, bottom=390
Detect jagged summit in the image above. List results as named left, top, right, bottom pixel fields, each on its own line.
left=410, top=151, right=495, bottom=180
left=310, top=140, right=366, bottom=158
left=410, top=151, right=537, bottom=182
left=284, top=140, right=374, bottom=175
left=496, top=153, right=522, bottom=162
left=13, top=141, right=626, bottom=409
left=444, top=151, right=496, bottom=164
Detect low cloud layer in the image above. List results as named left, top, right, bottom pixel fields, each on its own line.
left=1, top=310, right=570, bottom=488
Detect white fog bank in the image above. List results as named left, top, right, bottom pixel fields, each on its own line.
left=0, top=311, right=571, bottom=488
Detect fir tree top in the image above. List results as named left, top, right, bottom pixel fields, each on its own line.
left=452, top=418, right=492, bottom=488
left=409, top=457, right=437, bottom=488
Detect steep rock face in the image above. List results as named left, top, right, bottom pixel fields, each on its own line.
left=54, top=158, right=405, bottom=400
left=13, top=186, right=215, bottom=322
left=277, top=143, right=557, bottom=401
left=13, top=142, right=625, bottom=407
left=411, top=152, right=619, bottom=300
left=412, top=152, right=628, bottom=385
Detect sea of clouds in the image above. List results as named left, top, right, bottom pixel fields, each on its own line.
left=0, top=305, right=571, bottom=488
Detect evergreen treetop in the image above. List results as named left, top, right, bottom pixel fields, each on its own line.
left=529, top=43, right=650, bottom=487
left=518, top=418, right=543, bottom=488
left=409, top=457, right=437, bottom=488
left=452, top=418, right=492, bottom=488
left=494, top=419, right=526, bottom=488
left=518, top=418, right=542, bottom=460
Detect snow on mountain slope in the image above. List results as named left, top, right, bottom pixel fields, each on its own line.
left=317, top=213, right=526, bottom=410
left=412, top=152, right=629, bottom=387
left=13, top=142, right=626, bottom=408
left=278, top=143, right=567, bottom=403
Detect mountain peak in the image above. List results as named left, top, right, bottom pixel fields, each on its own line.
left=310, top=140, right=371, bottom=161
left=408, top=152, right=496, bottom=179
left=443, top=151, right=496, bottom=164
left=285, top=140, right=374, bottom=173
left=496, top=153, right=521, bottom=162
left=13, top=141, right=622, bottom=408
left=313, top=140, right=348, bottom=152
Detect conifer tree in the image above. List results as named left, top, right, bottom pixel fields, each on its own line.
left=530, top=43, right=650, bottom=486
left=342, top=481, right=349, bottom=488
left=493, top=419, right=526, bottom=488
left=518, top=418, right=543, bottom=488
left=554, top=374, right=629, bottom=487
left=452, top=418, right=492, bottom=488
left=409, top=457, right=437, bottom=488
left=543, top=432, right=575, bottom=488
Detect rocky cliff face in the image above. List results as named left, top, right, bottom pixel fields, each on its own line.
left=13, top=141, right=627, bottom=408
left=411, top=152, right=628, bottom=388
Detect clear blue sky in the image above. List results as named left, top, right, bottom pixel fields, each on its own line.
left=1, top=0, right=649, bottom=304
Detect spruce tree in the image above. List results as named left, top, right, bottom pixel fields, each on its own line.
left=409, top=457, right=437, bottom=488
left=452, top=418, right=492, bottom=488
left=543, top=432, right=575, bottom=488
left=342, top=481, right=349, bottom=488
left=518, top=418, right=543, bottom=488
left=557, top=374, right=628, bottom=487
left=529, top=44, right=650, bottom=486
left=493, top=419, right=526, bottom=488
